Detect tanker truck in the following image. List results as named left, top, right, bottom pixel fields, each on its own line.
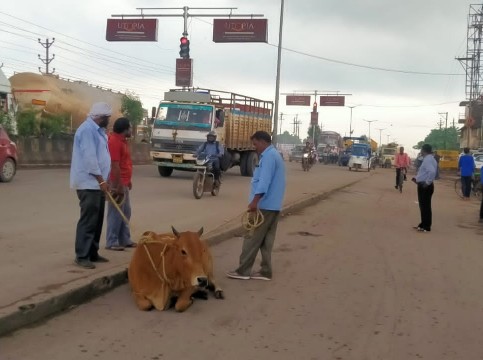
left=150, top=88, right=273, bottom=177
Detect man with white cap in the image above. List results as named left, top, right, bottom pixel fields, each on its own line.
left=70, top=102, right=112, bottom=269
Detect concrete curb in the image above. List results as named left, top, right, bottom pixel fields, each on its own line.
left=0, top=177, right=365, bottom=337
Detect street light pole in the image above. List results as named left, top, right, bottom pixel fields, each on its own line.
left=272, top=0, right=285, bottom=146
left=348, top=106, right=356, bottom=137
left=363, top=119, right=378, bottom=144
left=375, top=128, right=385, bottom=150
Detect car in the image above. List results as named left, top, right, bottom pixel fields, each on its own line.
left=289, top=145, right=305, bottom=162
left=0, top=125, right=18, bottom=182
left=474, top=153, right=483, bottom=170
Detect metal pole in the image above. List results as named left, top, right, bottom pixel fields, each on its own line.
left=272, top=0, right=285, bottom=145
left=348, top=106, right=356, bottom=137
left=182, top=6, right=188, bottom=36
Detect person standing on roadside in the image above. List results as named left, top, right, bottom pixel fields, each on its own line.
left=226, top=131, right=286, bottom=281
left=412, top=144, right=437, bottom=233
left=433, top=151, right=441, bottom=180
left=70, top=102, right=112, bottom=269
left=458, top=147, right=476, bottom=201
left=106, top=117, right=137, bottom=251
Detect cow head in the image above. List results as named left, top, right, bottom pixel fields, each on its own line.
left=170, top=226, right=207, bottom=288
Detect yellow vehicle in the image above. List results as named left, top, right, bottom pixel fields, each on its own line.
left=380, top=143, right=398, bottom=168
left=150, top=89, right=272, bottom=177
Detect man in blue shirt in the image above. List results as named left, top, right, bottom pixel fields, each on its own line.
left=70, top=102, right=112, bottom=269
left=458, top=147, right=476, bottom=200
left=227, top=131, right=286, bottom=281
left=196, top=131, right=224, bottom=185
left=412, top=144, right=438, bottom=232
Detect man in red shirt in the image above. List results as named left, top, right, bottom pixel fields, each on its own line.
left=106, top=117, right=136, bottom=250
left=394, top=146, right=411, bottom=189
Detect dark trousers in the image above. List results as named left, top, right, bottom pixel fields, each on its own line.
left=236, top=210, right=280, bottom=277
left=461, top=176, right=472, bottom=198
left=75, top=190, right=105, bottom=261
left=211, top=158, right=221, bottom=180
left=480, top=196, right=483, bottom=219
left=417, top=183, right=434, bottom=231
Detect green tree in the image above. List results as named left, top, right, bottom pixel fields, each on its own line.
left=414, top=127, right=459, bottom=150
left=277, top=130, right=302, bottom=144
left=121, top=92, right=144, bottom=127
left=0, top=111, right=15, bottom=135
left=16, top=109, right=38, bottom=137
left=39, top=113, right=69, bottom=137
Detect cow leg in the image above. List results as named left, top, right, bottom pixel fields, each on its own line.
left=206, top=279, right=224, bottom=299
left=150, top=286, right=171, bottom=311
left=132, top=292, right=153, bottom=311
left=175, top=289, right=194, bottom=312
left=202, top=243, right=224, bottom=300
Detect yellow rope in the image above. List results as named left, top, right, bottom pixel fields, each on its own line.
left=241, top=210, right=265, bottom=231
left=139, top=236, right=170, bottom=284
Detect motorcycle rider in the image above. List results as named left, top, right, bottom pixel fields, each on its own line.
left=304, top=141, right=316, bottom=164
left=196, top=131, right=224, bottom=185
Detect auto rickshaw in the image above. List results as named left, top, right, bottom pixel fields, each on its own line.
left=348, top=143, right=371, bottom=172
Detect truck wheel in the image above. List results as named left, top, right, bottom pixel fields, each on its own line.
left=243, top=151, right=259, bottom=177
left=220, top=153, right=232, bottom=172
left=158, top=167, right=173, bottom=177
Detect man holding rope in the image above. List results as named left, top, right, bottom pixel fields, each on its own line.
left=227, top=131, right=286, bottom=281
left=70, top=102, right=112, bottom=269
left=106, top=117, right=137, bottom=251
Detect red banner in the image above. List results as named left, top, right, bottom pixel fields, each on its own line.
left=213, top=19, right=268, bottom=43
left=319, top=96, right=345, bottom=106
left=106, top=19, right=158, bottom=42
left=176, top=59, right=193, bottom=87
left=286, top=95, right=311, bottom=106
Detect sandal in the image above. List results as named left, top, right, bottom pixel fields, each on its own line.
left=125, top=242, right=137, bottom=248
left=105, top=246, right=125, bottom=251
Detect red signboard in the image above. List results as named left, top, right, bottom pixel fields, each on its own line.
left=286, top=95, right=311, bottom=106
left=319, top=96, right=345, bottom=106
left=311, top=111, right=319, bottom=125
left=106, top=19, right=158, bottom=42
left=176, top=58, right=193, bottom=87
left=213, top=19, right=268, bottom=43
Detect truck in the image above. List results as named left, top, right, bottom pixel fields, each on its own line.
left=150, top=88, right=273, bottom=177
left=379, top=143, right=398, bottom=168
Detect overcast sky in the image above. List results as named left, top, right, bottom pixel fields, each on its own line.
left=0, top=0, right=474, bottom=152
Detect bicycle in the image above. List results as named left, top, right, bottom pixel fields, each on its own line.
left=397, top=167, right=406, bottom=193
left=454, top=172, right=482, bottom=199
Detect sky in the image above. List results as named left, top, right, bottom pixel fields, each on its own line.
left=0, top=0, right=474, bottom=153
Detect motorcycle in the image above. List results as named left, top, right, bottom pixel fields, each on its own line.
left=192, top=155, right=221, bottom=199
left=302, top=152, right=313, bottom=172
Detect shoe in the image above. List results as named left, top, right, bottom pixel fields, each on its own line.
left=105, top=246, right=125, bottom=251
left=226, top=271, right=250, bottom=280
left=91, top=255, right=109, bottom=263
left=124, top=242, right=137, bottom=248
left=395, top=186, right=398, bottom=189
left=250, top=272, right=271, bottom=281
left=417, top=228, right=430, bottom=233
left=75, top=259, right=95, bottom=269
left=413, top=226, right=421, bottom=230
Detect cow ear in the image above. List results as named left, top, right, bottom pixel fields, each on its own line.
left=198, top=227, right=204, bottom=236
left=171, top=226, right=180, bottom=238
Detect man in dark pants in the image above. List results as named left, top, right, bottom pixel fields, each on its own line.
left=458, top=147, right=476, bottom=200
left=226, top=131, right=286, bottom=281
left=412, top=144, right=438, bottom=233
left=70, top=102, right=112, bottom=269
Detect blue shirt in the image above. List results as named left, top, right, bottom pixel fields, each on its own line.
left=415, top=154, right=437, bottom=185
left=250, top=145, right=286, bottom=211
left=70, top=117, right=111, bottom=190
left=196, top=141, right=224, bottom=159
left=458, top=154, right=476, bottom=177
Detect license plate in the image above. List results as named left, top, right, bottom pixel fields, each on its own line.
left=173, top=156, right=183, bottom=164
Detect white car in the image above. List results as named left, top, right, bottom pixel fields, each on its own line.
left=474, top=153, right=483, bottom=169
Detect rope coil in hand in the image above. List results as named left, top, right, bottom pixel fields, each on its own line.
left=242, top=209, right=264, bottom=231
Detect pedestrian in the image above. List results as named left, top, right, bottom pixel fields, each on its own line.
left=458, top=147, right=476, bottom=201
left=479, top=164, right=483, bottom=223
left=106, top=117, right=137, bottom=251
left=70, top=102, right=112, bottom=269
left=226, top=131, right=286, bottom=281
left=411, top=144, right=438, bottom=233
left=434, top=151, right=441, bottom=180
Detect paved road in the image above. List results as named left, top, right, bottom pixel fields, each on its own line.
left=2, top=171, right=483, bottom=359
left=0, top=162, right=368, bottom=315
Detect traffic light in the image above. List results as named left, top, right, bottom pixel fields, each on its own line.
left=312, top=101, right=318, bottom=113
left=179, top=36, right=190, bottom=59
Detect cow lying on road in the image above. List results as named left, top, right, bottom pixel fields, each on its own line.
left=128, top=227, right=224, bottom=312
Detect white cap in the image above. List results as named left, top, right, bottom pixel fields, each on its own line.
left=89, top=102, right=112, bottom=117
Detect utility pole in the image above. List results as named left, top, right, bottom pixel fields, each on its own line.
left=272, top=0, right=285, bottom=145
left=279, top=113, right=284, bottom=135
left=439, top=112, right=449, bottom=149
left=348, top=105, right=357, bottom=137
left=375, top=128, right=385, bottom=150
left=363, top=119, right=378, bottom=144
left=38, top=38, right=55, bottom=75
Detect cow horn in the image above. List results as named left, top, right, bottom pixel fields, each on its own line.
left=171, top=226, right=180, bottom=238
left=198, top=227, right=204, bottom=236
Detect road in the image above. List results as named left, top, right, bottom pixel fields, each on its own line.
left=2, top=170, right=483, bottom=360
left=0, top=162, right=368, bottom=315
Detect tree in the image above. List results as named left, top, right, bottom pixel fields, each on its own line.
left=121, top=92, right=144, bottom=127
left=307, top=125, right=322, bottom=146
left=39, top=113, right=69, bottom=137
left=16, top=109, right=38, bottom=137
left=277, top=130, right=302, bottom=145
left=414, top=127, right=459, bottom=150
left=0, top=111, right=15, bottom=135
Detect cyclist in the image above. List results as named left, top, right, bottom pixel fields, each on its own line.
left=394, top=146, right=411, bottom=190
